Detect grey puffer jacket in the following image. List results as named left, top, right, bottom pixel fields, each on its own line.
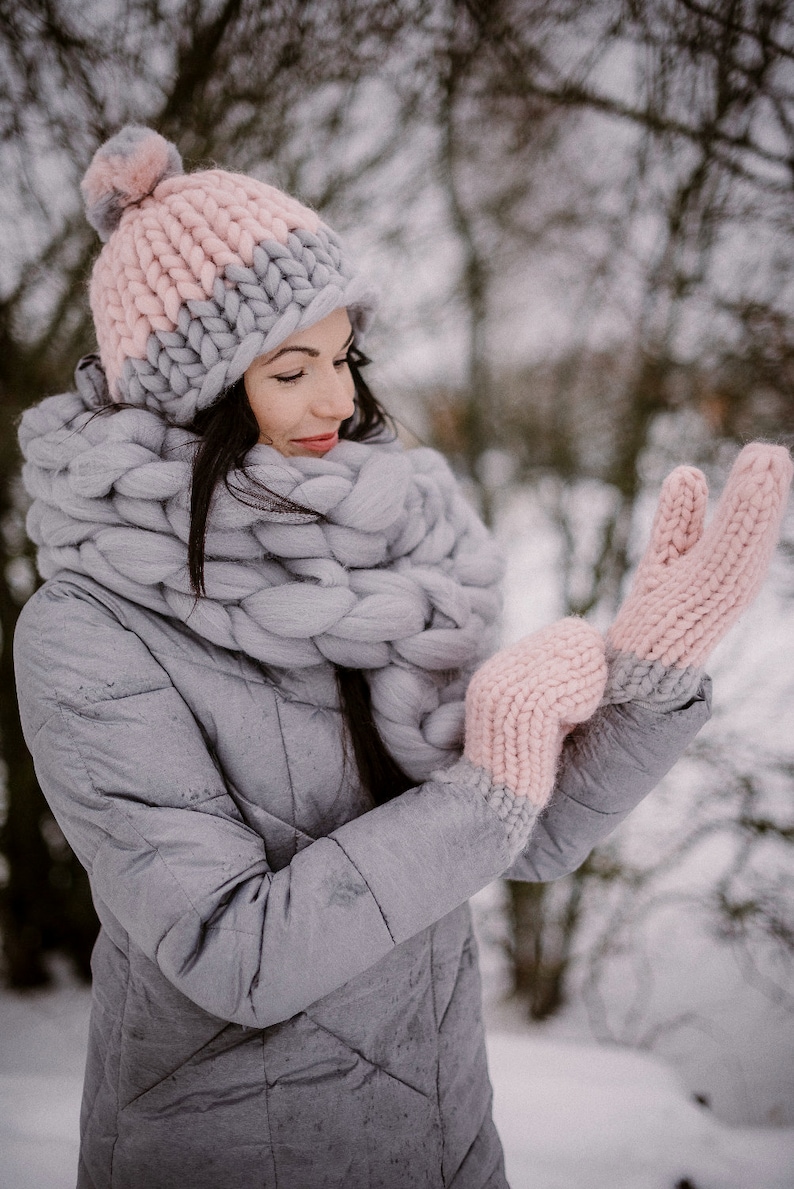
left=14, top=571, right=710, bottom=1189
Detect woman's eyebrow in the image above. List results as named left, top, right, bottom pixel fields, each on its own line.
left=263, top=331, right=354, bottom=367
left=265, top=345, right=319, bottom=363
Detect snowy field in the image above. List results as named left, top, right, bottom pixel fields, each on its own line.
left=1, top=973, right=793, bottom=1189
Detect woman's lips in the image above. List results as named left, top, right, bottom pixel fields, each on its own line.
left=291, top=432, right=339, bottom=453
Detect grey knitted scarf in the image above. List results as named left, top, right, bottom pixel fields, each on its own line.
left=19, top=376, right=504, bottom=780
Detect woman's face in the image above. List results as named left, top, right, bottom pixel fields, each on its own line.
left=243, top=308, right=356, bottom=457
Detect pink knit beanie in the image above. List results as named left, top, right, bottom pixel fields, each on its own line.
left=81, top=125, right=377, bottom=424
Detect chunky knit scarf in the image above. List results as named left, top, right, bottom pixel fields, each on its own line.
left=19, top=373, right=504, bottom=780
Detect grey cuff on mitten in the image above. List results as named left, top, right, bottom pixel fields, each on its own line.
left=601, top=646, right=703, bottom=711
left=433, top=757, right=539, bottom=858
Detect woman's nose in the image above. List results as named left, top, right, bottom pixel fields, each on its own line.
left=315, top=369, right=355, bottom=419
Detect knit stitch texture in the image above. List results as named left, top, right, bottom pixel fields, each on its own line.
left=433, top=758, right=539, bottom=855
left=463, top=618, right=608, bottom=804
left=81, top=126, right=376, bottom=424
left=604, top=443, right=792, bottom=706
left=19, top=381, right=504, bottom=781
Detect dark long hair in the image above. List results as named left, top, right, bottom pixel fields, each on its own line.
left=187, top=346, right=414, bottom=806
left=187, top=347, right=384, bottom=596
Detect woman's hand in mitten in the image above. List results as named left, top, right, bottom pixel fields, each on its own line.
left=438, top=619, right=607, bottom=855
left=603, top=443, right=793, bottom=709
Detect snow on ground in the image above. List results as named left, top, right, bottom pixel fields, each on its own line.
left=0, top=975, right=89, bottom=1189
left=491, top=1034, right=794, bottom=1189
left=1, top=976, right=793, bottom=1189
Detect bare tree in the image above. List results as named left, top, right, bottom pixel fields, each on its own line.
left=1, top=1, right=792, bottom=1027
left=410, top=0, right=793, bottom=1018
left=0, top=0, right=430, bottom=984
left=575, top=725, right=794, bottom=1096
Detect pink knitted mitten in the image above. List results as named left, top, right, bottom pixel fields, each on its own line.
left=439, top=619, right=607, bottom=854
left=603, top=443, right=793, bottom=708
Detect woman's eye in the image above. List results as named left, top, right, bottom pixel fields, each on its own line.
left=274, top=370, right=305, bottom=384
left=334, top=354, right=350, bottom=369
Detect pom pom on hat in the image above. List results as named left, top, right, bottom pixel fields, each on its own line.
left=81, top=125, right=183, bottom=241
left=81, top=125, right=377, bottom=423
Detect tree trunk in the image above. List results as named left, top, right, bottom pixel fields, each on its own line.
left=506, top=876, right=585, bottom=1021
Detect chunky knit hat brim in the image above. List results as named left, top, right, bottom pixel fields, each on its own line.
left=82, top=127, right=377, bottom=425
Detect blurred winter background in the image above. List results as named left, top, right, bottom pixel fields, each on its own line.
left=1, top=2, right=793, bottom=1186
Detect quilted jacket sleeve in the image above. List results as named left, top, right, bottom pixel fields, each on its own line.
left=14, top=580, right=517, bottom=1030
left=504, top=681, right=712, bottom=882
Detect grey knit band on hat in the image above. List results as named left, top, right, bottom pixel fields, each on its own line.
left=81, top=125, right=377, bottom=425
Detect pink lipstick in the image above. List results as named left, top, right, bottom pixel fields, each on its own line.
left=291, top=432, right=339, bottom=453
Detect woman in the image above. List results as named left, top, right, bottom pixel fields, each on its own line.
left=14, top=126, right=791, bottom=1189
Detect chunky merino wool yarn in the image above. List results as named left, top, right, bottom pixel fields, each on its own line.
left=19, top=381, right=504, bottom=781
left=462, top=618, right=607, bottom=804
left=604, top=443, right=793, bottom=707
left=449, top=442, right=789, bottom=820
left=81, top=126, right=376, bottom=425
